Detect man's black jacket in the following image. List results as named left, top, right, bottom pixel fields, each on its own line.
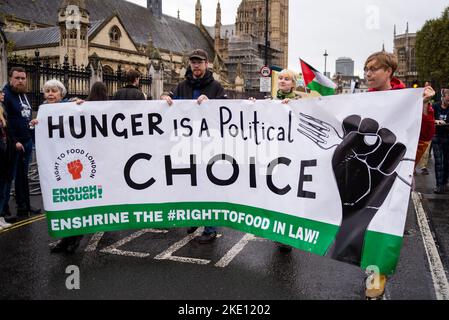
left=169, top=68, right=227, bottom=100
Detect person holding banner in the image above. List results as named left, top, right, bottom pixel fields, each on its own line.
left=274, top=69, right=302, bottom=104
left=365, top=52, right=435, bottom=168
left=0, top=94, right=15, bottom=230
left=161, top=49, right=226, bottom=244
left=30, top=79, right=85, bottom=253
left=248, top=69, right=303, bottom=252
left=272, top=69, right=303, bottom=251
left=363, top=51, right=435, bottom=299
left=271, top=69, right=305, bottom=252
left=250, top=69, right=313, bottom=103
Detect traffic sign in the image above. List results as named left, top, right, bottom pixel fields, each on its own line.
left=260, top=77, right=271, bottom=92
left=260, top=66, right=271, bottom=77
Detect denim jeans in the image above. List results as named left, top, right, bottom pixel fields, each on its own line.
left=3, top=139, right=33, bottom=212
left=432, top=135, right=449, bottom=187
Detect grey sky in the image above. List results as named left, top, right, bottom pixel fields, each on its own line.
left=128, top=0, right=448, bottom=77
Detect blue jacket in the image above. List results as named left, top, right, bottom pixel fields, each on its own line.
left=2, top=83, right=33, bottom=142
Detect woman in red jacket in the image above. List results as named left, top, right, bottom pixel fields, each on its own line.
left=363, top=51, right=435, bottom=299
left=365, top=52, right=435, bottom=167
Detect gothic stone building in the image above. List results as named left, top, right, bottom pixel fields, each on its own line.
left=199, top=0, right=289, bottom=90
left=393, top=23, right=418, bottom=87
left=0, top=0, right=289, bottom=94
left=0, top=15, right=7, bottom=86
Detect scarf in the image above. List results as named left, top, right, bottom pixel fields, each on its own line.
left=276, top=90, right=297, bottom=100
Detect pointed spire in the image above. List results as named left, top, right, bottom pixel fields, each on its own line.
left=406, top=22, right=409, bottom=34
left=394, top=24, right=396, bottom=37
left=177, top=9, right=180, bottom=19
left=216, top=0, right=222, bottom=21
left=382, top=43, right=385, bottom=52
left=146, top=33, right=161, bottom=61
left=195, top=0, right=202, bottom=27
left=215, top=1, right=221, bottom=42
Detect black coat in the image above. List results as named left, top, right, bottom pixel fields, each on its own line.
left=0, top=123, right=15, bottom=180
left=113, top=85, right=146, bottom=101
left=169, top=69, right=227, bottom=100
left=2, top=84, right=33, bottom=143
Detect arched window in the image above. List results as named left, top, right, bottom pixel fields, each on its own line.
left=69, top=29, right=77, bottom=40
left=109, top=26, right=121, bottom=46
left=398, top=48, right=406, bottom=63
left=103, top=65, right=114, bottom=75
left=410, top=48, right=416, bottom=72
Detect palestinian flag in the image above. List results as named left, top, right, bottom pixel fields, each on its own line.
left=300, top=59, right=336, bottom=96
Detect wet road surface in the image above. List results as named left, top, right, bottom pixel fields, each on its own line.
left=0, top=160, right=448, bottom=300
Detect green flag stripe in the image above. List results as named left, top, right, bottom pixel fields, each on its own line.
left=307, top=80, right=336, bottom=96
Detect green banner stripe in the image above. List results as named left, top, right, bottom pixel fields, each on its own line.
left=46, top=202, right=338, bottom=253
left=362, top=231, right=403, bottom=275
left=45, top=202, right=403, bottom=274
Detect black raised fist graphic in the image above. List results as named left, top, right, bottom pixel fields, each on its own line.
left=298, top=114, right=406, bottom=265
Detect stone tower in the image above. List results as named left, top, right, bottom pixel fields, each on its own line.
left=235, top=0, right=289, bottom=68
left=270, top=0, right=289, bottom=68
left=58, top=0, right=90, bottom=66
left=215, top=1, right=222, bottom=53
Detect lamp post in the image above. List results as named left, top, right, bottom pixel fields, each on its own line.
left=324, top=50, right=328, bottom=76
left=264, top=0, right=269, bottom=67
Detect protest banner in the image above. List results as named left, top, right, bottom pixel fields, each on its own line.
left=36, top=89, right=423, bottom=274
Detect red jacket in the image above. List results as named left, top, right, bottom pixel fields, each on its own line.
left=369, top=78, right=435, bottom=142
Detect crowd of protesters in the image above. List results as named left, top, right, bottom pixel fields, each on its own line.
left=0, top=49, right=447, bottom=300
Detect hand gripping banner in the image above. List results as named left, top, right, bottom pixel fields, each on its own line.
left=36, top=89, right=424, bottom=274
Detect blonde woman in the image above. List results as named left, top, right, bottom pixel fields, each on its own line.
left=0, top=95, right=15, bottom=229
left=248, top=69, right=303, bottom=253
left=274, top=69, right=302, bottom=103
left=250, top=69, right=303, bottom=104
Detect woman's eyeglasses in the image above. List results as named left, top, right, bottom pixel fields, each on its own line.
left=364, top=66, right=384, bottom=75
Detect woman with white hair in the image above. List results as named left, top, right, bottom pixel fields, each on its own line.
left=30, top=80, right=83, bottom=128
left=43, top=79, right=68, bottom=104
left=32, top=79, right=84, bottom=253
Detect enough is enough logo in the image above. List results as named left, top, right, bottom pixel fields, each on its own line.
left=53, top=186, right=103, bottom=203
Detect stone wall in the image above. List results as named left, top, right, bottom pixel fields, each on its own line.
left=0, top=30, right=7, bottom=86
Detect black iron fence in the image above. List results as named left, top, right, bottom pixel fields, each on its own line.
left=7, top=50, right=265, bottom=108
left=7, top=51, right=153, bottom=109
left=103, top=64, right=153, bottom=100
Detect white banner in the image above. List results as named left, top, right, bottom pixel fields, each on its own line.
left=36, top=89, right=423, bottom=274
